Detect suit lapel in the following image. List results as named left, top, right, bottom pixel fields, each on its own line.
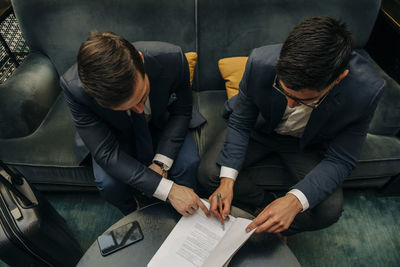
left=300, top=85, right=342, bottom=149
left=143, top=54, right=165, bottom=127
left=268, top=87, right=287, bottom=131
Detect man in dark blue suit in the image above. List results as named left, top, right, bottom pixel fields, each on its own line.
left=61, top=32, right=209, bottom=216
left=198, top=17, right=384, bottom=235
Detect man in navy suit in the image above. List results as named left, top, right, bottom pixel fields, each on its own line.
left=198, top=17, right=384, bottom=235
left=61, top=32, right=209, bottom=216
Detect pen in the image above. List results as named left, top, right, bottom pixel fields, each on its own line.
left=217, top=193, right=225, bottom=231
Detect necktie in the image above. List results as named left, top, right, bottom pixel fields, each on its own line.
left=129, top=111, right=154, bottom=166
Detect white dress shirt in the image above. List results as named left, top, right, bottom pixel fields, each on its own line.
left=220, top=103, right=313, bottom=211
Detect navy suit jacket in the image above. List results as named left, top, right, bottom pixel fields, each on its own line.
left=61, top=41, right=205, bottom=197
left=218, top=44, right=385, bottom=209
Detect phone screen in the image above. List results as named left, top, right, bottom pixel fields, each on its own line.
left=97, top=221, right=144, bottom=256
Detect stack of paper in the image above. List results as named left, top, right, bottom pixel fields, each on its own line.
left=148, top=200, right=255, bottom=267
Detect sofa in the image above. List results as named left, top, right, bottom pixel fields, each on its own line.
left=0, top=0, right=399, bottom=194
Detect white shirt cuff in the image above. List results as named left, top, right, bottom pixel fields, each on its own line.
left=153, top=154, right=173, bottom=171
left=287, top=189, right=309, bottom=212
left=219, top=166, right=239, bottom=181
left=152, top=178, right=174, bottom=201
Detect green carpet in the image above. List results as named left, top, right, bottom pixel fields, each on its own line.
left=289, top=190, right=400, bottom=267
left=0, top=190, right=399, bottom=266
left=45, top=192, right=124, bottom=250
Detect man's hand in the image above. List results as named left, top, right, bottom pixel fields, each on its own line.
left=246, top=194, right=302, bottom=233
left=168, top=183, right=210, bottom=217
left=209, top=178, right=234, bottom=221
left=148, top=163, right=167, bottom=178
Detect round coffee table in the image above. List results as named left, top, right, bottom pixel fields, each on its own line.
left=78, top=202, right=300, bottom=266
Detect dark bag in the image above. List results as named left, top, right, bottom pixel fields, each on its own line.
left=0, top=161, right=83, bottom=266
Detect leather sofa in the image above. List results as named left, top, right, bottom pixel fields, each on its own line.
left=0, top=0, right=399, bottom=193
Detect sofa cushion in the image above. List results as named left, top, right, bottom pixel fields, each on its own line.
left=351, top=134, right=400, bottom=180
left=218, top=57, right=247, bottom=99
left=193, top=90, right=227, bottom=156
left=358, top=50, right=400, bottom=136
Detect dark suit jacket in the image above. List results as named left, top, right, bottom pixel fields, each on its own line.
left=218, top=44, right=385, bottom=209
left=61, top=41, right=205, bottom=197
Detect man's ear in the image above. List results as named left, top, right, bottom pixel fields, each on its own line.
left=139, top=51, right=144, bottom=63
left=335, top=69, right=349, bottom=85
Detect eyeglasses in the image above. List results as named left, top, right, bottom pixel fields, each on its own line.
left=272, top=75, right=330, bottom=109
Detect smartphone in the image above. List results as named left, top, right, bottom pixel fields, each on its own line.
left=97, top=221, right=144, bottom=256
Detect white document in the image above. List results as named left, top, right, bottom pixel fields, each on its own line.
left=147, top=200, right=256, bottom=267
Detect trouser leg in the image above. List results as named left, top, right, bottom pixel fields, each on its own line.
left=168, top=132, right=200, bottom=192
left=283, top=187, right=343, bottom=235
left=232, top=134, right=283, bottom=206
left=92, top=158, right=138, bottom=215
left=279, top=148, right=344, bottom=235
left=230, top=131, right=303, bottom=207
left=197, top=129, right=277, bottom=205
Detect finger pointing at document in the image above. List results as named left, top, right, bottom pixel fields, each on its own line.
left=168, top=183, right=210, bottom=217
left=246, top=194, right=302, bottom=233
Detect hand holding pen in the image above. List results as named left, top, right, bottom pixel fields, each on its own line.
left=209, top=178, right=235, bottom=228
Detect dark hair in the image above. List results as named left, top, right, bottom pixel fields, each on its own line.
left=77, top=31, right=145, bottom=108
left=275, top=16, right=353, bottom=92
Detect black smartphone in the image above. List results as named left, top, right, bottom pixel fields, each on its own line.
left=97, top=221, right=144, bottom=256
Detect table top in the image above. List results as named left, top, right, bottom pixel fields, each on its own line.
left=78, top=202, right=300, bottom=267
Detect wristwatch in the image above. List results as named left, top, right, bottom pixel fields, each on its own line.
left=153, top=160, right=168, bottom=172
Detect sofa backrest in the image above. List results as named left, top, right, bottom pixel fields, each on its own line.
left=13, top=0, right=381, bottom=90
left=196, top=0, right=382, bottom=92
left=12, top=0, right=197, bottom=76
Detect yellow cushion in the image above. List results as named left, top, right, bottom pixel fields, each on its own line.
left=218, top=57, right=248, bottom=99
left=185, top=52, right=198, bottom=86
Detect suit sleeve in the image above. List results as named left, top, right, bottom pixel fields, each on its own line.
left=155, top=49, right=192, bottom=160
left=217, top=54, right=259, bottom=171
left=61, top=78, right=162, bottom=198
left=293, top=86, right=384, bottom=209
